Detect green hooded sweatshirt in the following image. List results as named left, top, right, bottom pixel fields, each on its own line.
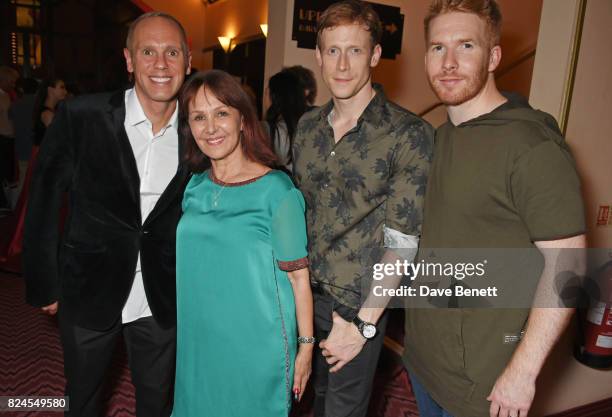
left=403, top=93, right=585, bottom=417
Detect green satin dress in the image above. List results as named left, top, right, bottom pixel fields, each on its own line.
left=172, top=170, right=308, bottom=417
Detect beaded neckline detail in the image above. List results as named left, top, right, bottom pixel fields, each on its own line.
left=208, top=170, right=271, bottom=187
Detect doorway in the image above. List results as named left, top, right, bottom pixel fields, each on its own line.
left=213, top=37, right=266, bottom=118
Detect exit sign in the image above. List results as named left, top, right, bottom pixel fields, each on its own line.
left=597, top=205, right=610, bottom=226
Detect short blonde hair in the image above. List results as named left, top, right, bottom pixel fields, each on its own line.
left=424, top=0, right=502, bottom=47
left=316, top=0, right=382, bottom=50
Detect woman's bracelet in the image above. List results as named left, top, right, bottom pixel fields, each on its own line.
left=297, top=336, right=316, bottom=344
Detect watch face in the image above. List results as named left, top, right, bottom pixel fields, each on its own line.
left=362, top=324, right=377, bottom=339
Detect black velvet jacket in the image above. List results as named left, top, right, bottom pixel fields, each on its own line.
left=23, top=90, right=190, bottom=330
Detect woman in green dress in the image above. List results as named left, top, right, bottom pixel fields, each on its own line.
left=171, top=70, right=314, bottom=417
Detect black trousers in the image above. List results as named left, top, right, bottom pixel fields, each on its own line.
left=58, top=314, right=176, bottom=417
left=312, top=290, right=389, bottom=417
left=0, top=135, right=15, bottom=208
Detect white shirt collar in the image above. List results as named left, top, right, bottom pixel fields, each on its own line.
left=124, top=88, right=178, bottom=131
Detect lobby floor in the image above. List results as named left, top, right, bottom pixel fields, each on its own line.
left=0, top=262, right=418, bottom=417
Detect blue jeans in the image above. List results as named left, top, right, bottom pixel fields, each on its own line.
left=409, top=373, right=455, bottom=417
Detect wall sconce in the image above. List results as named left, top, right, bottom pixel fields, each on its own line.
left=217, top=36, right=233, bottom=53
left=260, top=24, right=268, bottom=37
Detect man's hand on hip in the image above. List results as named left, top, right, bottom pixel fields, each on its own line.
left=41, top=301, right=58, bottom=315
left=319, top=311, right=366, bottom=373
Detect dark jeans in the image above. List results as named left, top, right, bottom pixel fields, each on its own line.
left=312, top=290, right=389, bottom=417
left=409, top=372, right=455, bottom=417
left=59, top=314, right=176, bottom=417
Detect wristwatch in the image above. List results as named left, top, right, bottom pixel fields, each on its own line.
left=352, top=315, right=377, bottom=339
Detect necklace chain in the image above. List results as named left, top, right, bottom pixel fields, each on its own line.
left=210, top=170, right=227, bottom=207
left=211, top=182, right=226, bottom=207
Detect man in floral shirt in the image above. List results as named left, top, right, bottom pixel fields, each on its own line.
left=292, top=1, right=433, bottom=415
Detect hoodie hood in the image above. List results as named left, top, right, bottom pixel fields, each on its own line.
left=457, top=92, right=565, bottom=145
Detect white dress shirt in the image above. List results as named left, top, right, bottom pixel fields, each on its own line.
left=122, top=88, right=179, bottom=323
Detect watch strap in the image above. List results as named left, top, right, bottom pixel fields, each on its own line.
left=352, top=315, right=376, bottom=339
left=352, top=315, right=365, bottom=329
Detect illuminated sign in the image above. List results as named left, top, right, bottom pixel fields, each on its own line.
left=292, top=0, right=404, bottom=60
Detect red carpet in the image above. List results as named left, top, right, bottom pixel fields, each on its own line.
left=0, top=271, right=418, bottom=417
left=0, top=214, right=21, bottom=273
left=0, top=272, right=136, bottom=417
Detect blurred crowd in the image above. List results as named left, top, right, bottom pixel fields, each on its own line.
left=0, top=63, right=316, bottom=215
left=0, top=66, right=72, bottom=213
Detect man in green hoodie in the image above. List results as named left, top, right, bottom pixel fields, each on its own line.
left=403, top=1, right=587, bottom=417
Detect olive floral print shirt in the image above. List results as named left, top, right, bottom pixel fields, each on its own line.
left=293, top=86, right=434, bottom=308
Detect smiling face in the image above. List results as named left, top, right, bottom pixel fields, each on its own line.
left=425, top=12, right=500, bottom=106
left=188, top=87, right=244, bottom=162
left=123, top=16, right=191, bottom=107
left=316, top=23, right=381, bottom=101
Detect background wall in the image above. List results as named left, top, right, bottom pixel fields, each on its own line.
left=529, top=0, right=612, bottom=415
left=266, top=0, right=612, bottom=414
left=135, top=0, right=207, bottom=69
left=151, top=0, right=540, bottom=125
left=564, top=0, right=612, bottom=250
left=134, top=1, right=612, bottom=413
left=202, top=0, right=268, bottom=50
left=265, top=0, right=542, bottom=126
left=196, top=0, right=268, bottom=72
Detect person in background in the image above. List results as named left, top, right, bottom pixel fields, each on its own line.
left=265, top=70, right=308, bottom=172
left=403, top=1, right=586, bottom=416
left=1, top=78, right=39, bottom=268
left=32, top=78, right=68, bottom=145
left=172, top=69, right=313, bottom=417
left=3, top=77, right=66, bottom=266
left=284, top=65, right=318, bottom=109
left=8, top=77, right=38, bottom=205
left=0, top=66, right=19, bottom=213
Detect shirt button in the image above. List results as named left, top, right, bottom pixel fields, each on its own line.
left=330, top=151, right=336, bottom=157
